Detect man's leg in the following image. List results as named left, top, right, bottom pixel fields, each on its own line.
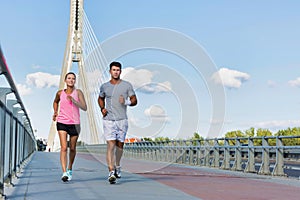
left=115, top=141, right=124, bottom=167
left=115, top=119, right=127, bottom=167
left=106, top=140, right=117, bottom=183
left=106, top=140, right=116, bottom=171
left=114, top=141, right=124, bottom=178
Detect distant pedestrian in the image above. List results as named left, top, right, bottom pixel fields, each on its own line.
left=52, top=72, right=87, bottom=182
left=98, top=61, right=137, bottom=184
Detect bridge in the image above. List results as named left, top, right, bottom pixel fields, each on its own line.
left=1, top=0, right=300, bottom=199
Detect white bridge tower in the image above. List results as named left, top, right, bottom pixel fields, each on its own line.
left=47, top=0, right=99, bottom=151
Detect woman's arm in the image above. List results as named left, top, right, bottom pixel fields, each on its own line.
left=72, top=89, right=87, bottom=111
left=52, top=90, right=61, bottom=121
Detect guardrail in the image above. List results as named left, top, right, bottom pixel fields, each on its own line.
left=0, top=47, right=36, bottom=198
left=78, top=135, right=300, bottom=178
left=122, top=136, right=300, bottom=176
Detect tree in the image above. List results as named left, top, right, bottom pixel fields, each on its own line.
left=154, top=137, right=170, bottom=143
left=255, top=128, right=273, bottom=146
left=245, top=127, right=255, bottom=137
left=225, top=130, right=246, bottom=145
left=275, top=127, right=300, bottom=146
left=191, top=132, right=204, bottom=146
left=142, top=137, right=153, bottom=142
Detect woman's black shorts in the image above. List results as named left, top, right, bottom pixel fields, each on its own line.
left=56, top=122, right=81, bottom=136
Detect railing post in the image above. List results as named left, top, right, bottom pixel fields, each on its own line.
left=245, top=137, right=256, bottom=173
left=137, top=142, right=141, bottom=159
left=172, top=141, right=176, bottom=163
left=8, top=102, right=21, bottom=185
left=162, top=142, right=167, bottom=162
left=154, top=142, right=158, bottom=161
left=199, top=142, right=204, bottom=166
left=168, top=142, right=173, bottom=163
left=259, top=137, right=271, bottom=175
left=0, top=104, right=5, bottom=198
left=150, top=142, right=154, bottom=160
left=149, top=143, right=153, bottom=161
left=131, top=143, right=136, bottom=159
left=146, top=142, right=150, bottom=160
left=221, top=138, right=230, bottom=169
left=157, top=142, right=161, bottom=161
left=211, top=138, right=220, bottom=167
left=204, top=140, right=211, bottom=167
left=232, top=138, right=242, bottom=171
left=179, top=140, right=184, bottom=164
left=166, top=142, right=170, bottom=162
left=194, top=140, right=200, bottom=165
left=189, top=140, right=194, bottom=165
left=182, top=141, right=186, bottom=164
left=272, top=136, right=286, bottom=176
left=123, top=143, right=128, bottom=158
left=145, top=142, right=148, bottom=160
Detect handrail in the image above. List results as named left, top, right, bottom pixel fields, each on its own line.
left=0, top=47, right=34, bottom=138
left=77, top=135, right=300, bottom=178
left=121, top=136, right=300, bottom=176
left=0, top=46, right=36, bottom=198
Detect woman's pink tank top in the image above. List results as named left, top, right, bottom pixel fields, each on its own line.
left=57, top=89, right=80, bottom=124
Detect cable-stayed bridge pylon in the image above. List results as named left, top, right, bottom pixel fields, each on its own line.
left=47, top=0, right=109, bottom=151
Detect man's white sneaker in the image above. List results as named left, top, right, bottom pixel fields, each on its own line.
left=114, top=166, right=121, bottom=178
left=108, top=170, right=116, bottom=184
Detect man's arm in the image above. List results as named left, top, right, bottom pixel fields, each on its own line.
left=119, top=94, right=137, bottom=106
left=98, top=96, right=107, bottom=116
left=129, top=95, right=137, bottom=106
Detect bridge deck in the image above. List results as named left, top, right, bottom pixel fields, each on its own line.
left=4, top=151, right=300, bottom=200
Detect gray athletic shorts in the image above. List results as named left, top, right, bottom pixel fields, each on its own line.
left=103, top=119, right=128, bottom=142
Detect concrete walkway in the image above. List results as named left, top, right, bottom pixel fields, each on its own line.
left=4, top=152, right=199, bottom=200
left=4, top=151, right=300, bottom=200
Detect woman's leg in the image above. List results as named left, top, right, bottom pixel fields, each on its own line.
left=58, top=130, right=68, bottom=172
left=68, top=135, right=79, bottom=170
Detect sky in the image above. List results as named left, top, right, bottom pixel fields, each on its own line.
left=1, top=0, right=300, bottom=142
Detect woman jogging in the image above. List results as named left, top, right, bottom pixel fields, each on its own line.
left=52, top=72, right=87, bottom=182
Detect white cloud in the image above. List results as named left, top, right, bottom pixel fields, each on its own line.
left=26, top=72, right=60, bottom=88
left=16, top=83, right=32, bottom=96
left=254, top=120, right=300, bottom=129
left=121, top=67, right=172, bottom=93
left=288, top=77, right=300, bottom=87
left=211, top=67, right=250, bottom=89
left=32, top=65, right=42, bottom=69
left=267, top=80, right=277, bottom=88
left=144, top=105, right=170, bottom=122
left=139, top=81, right=172, bottom=93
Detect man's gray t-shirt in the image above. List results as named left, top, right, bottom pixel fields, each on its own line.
left=99, top=80, right=135, bottom=121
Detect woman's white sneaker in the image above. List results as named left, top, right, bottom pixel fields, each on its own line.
left=61, top=172, right=69, bottom=182
left=67, top=169, right=72, bottom=181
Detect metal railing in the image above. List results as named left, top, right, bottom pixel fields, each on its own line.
left=77, top=135, right=300, bottom=178
left=122, top=136, right=300, bottom=176
left=0, top=47, right=36, bottom=198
